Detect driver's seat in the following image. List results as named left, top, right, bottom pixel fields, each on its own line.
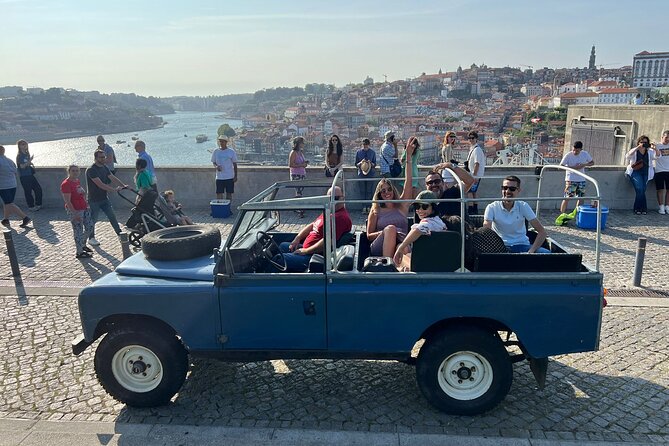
left=308, top=245, right=355, bottom=273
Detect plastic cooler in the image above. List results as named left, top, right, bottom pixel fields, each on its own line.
left=210, top=199, right=231, bottom=218
left=576, top=205, right=608, bottom=230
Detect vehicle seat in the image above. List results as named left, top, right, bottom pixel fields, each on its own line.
left=411, top=231, right=462, bottom=272
left=308, top=245, right=356, bottom=273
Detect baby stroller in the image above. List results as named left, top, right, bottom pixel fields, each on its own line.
left=119, top=188, right=179, bottom=247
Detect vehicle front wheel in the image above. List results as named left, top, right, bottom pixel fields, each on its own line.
left=94, top=328, right=188, bottom=407
left=416, top=326, right=512, bottom=415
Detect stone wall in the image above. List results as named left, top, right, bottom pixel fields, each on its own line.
left=10, top=165, right=660, bottom=212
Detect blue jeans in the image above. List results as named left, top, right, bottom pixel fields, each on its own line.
left=89, top=198, right=122, bottom=238
left=508, top=244, right=550, bottom=253
left=274, top=241, right=312, bottom=272
left=627, top=171, right=648, bottom=212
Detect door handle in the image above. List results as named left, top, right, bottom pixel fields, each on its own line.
left=303, top=300, right=316, bottom=315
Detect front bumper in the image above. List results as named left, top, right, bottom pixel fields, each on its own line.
left=71, top=334, right=92, bottom=356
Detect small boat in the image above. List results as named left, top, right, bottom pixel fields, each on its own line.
left=131, top=136, right=139, bottom=141
left=195, top=134, right=208, bottom=143
left=184, top=134, right=188, bottom=137
left=116, top=140, right=126, bottom=144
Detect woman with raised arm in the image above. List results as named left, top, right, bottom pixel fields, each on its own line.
left=366, top=136, right=419, bottom=257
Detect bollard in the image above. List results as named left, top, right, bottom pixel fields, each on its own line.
left=119, top=232, right=132, bottom=260
left=2, top=228, right=21, bottom=278
left=632, top=237, right=647, bottom=287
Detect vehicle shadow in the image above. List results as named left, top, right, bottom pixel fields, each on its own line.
left=111, top=356, right=668, bottom=439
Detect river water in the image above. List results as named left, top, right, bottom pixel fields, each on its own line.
left=2, top=112, right=242, bottom=168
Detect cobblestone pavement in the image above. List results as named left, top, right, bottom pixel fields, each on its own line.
left=1, top=207, right=668, bottom=291
left=0, top=294, right=667, bottom=443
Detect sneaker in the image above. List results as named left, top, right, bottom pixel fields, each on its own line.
left=28, top=207, right=36, bottom=211
left=19, top=217, right=31, bottom=228
left=642, top=211, right=647, bottom=215
left=659, top=205, right=666, bottom=215
left=1, top=219, right=9, bottom=228
left=76, top=251, right=93, bottom=259
left=88, top=237, right=100, bottom=246
left=34, top=205, right=41, bottom=211
left=82, top=246, right=93, bottom=253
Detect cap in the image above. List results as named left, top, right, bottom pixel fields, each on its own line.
left=415, top=190, right=437, bottom=203
left=384, top=131, right=395, bottom=141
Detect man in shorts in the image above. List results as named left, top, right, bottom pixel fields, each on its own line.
left=654, top=130, right=669, bottom=214
left=211, top=136, right=238, bottom=203
left=465, top=131, right=485, bottom=215
left=559, top=141, right=594, bottom=214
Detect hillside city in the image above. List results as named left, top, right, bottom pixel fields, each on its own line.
left=2, top=48, right=668, bottom=167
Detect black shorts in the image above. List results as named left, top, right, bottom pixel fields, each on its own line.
left=0, top=187, right=16, bottom=204
left=216, top=178, right=235, bottom=194
left=655, top=171, right=669, bottom=190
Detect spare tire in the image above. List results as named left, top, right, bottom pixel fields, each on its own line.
left=141, top=225, right=221, bottom=261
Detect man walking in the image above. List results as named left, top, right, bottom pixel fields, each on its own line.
left=97, top=135, right=117, bottom=174
left=86, top=150, right=127, bottom=245
left=654, top=130, right=669, bottom=214
left=355, top=138, right=376, bottom=213
left=211, top=136, right=238, bottom=203
left=379, top=131, right=398, bottom=178
left=134, top=140, right=156, bottom=189
left=465, top=131, right=485, bottom=215
left=559, top=141, right=594, bottom=215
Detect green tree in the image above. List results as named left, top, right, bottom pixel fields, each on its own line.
left=218, top=123, right=236, bottom=138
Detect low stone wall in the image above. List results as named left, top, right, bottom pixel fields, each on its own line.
left=9, top=165, right=658, bottom=212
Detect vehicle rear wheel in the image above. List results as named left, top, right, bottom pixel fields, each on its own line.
left=416, top=326, right=512, bottom=415
left=141, top=225, right=220, bottom=261
left=94, top=328, right=188, bottom=407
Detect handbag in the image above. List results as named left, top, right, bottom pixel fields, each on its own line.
left=631, top=160, right=644, bottom=171
left=382, top=153, right=402, bottom=178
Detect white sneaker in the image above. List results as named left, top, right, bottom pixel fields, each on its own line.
left=88, top=237, right=100, bottom=246
left=659, top=205, right=666, bottom=215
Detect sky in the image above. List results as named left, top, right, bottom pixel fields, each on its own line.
left=2, top=0, right=668, bottom=97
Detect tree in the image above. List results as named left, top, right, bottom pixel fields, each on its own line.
left=218, top=123, right=236, bottom=138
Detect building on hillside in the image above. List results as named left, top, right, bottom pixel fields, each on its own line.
left=598, top=88, right=639, bottom=104
left=520, top=85, right=546, bottom=97
left=558, top=92, right=599, bottom=106
left=632, top=51, right=669, bottom=88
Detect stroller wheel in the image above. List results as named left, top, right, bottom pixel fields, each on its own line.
left=128, top=231, right=143, bottom=248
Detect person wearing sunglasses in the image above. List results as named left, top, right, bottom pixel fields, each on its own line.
left=393, top=190, right=446, bottom=268
left=483, top=176, right=549, bottom=253
left=423, top=160, right=475, bottom=219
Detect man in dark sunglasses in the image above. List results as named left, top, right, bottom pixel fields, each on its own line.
left=420, top=161, right=474, bottom=219
left=482, top=176, right=549, bottom=253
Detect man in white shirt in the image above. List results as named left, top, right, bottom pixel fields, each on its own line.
left=483, top=176, right=549, bottom=253
left=653, top=130, right=669, bottom=214
left=559, top=141, right=594, bottom=214
left=211, top=136, right=238, bottom=202
left=465, top=131, right=485, bottom=215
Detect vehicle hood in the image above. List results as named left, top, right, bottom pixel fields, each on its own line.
left=115, top=250, right=215, bottom=281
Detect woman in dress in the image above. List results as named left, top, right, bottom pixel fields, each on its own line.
left=366, top=137, right=418, bottom=257
left=60, top=165, right=94, bottom=258
left=289, top=136, right=308, bottom=218
left=325, top=134, right=343, bottom=177
left=625, top=135, right=660, bottom=215
left=15, top=139, right=43, bottom=211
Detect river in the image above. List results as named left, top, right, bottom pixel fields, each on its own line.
left=2, top=112, right=242, bottom=168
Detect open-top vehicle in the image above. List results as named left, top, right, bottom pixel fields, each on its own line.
left=73, top=168, right=605, bottom=415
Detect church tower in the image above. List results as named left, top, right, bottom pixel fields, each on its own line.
left=588, top=46, right=596, bottom=70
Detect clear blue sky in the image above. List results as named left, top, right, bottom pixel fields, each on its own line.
left=2, top=0, right=667, bottom=97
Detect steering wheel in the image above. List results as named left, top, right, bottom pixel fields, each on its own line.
left=256, top=231, right=287, bottom=272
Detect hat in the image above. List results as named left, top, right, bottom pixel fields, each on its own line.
left=360, top=159, right=372, bottom=175
left=415, top=190, right=437, bottom=204
left=384, top=131, right=395, bottom=141
left=217, top=135, right=228, bottom=141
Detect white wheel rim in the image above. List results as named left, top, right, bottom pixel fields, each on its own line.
left=111, top=344, right=163, bottom=393
left=437, top=351, right=493, bottom=400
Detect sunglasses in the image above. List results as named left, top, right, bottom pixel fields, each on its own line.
left=426, top=179, right=442, bottom=186
left=379, top=188, right=393, bottom=194
left=414, top=203, right=432, bottom=210
left=501, top=186, right=518, bottom=192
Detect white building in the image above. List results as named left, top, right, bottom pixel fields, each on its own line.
left=520, top=85, right=545, bottom=97
left=598, top=88, right=639, bottom=104
left=632, top=51, right=669, bottom=88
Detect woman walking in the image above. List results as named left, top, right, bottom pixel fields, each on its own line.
left=16, top=140, right=43, bottom=211
left=625, top=135, right=660, bottom=215
left=0, top=145, right=31, bottom=228
left=60, top=165, right=94, bottom=258
left=289, top=136, right=308, bottom=218
left=325, top=134, right=343, bottom=177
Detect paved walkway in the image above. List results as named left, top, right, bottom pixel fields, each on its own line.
left=0, top=206, right=667, bottom=445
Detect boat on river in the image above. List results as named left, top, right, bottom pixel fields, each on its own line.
left=195, top=134, right=208, bottom=143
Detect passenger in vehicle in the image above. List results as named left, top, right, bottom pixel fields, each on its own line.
left=483, top=176, right=549, bottom=253
left=274, top=186, right=352, bottom=272
left=421, top=162, right=475, bottom=219
left=393, top=190, right=446, bottom=268
left=366, top=137, right=418, bottom=257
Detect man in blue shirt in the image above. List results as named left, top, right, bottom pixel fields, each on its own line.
left=379, top=131, right=398, bottom=178
left=355, top=138, right=376, bottom=212
left=134, top=140, right=157, bottom=190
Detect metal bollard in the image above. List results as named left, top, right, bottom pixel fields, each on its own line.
left=632, top=237, right=647, bottom=287
left=2, top=228, right=21, bottom=278
left=119, top=232, right=132, bottom=260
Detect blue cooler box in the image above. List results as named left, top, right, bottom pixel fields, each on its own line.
left=210, top=200, right=231, bottom=218
left=576, top=205, right=608, bottom=230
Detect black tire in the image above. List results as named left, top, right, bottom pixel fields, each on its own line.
left=141, top=225, right=221, bottom=261
left=416, top=326, right=512, bottom=415
left=94, top=328, right=188, bottom=407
